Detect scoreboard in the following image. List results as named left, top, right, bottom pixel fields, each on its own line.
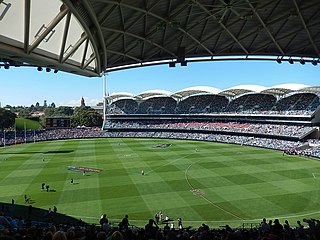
left=45, top=117, right=71, bottom=128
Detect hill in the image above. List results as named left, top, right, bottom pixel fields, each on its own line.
left=15, top=118, right=42, bottom=130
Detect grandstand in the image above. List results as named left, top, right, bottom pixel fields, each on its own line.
left=106, top=84, right=320, bottom=130
left=107, top=84, right=320, bottom=115
left=103, top=84, right=320, bottom=161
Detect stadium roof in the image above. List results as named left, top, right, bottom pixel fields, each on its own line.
left=0, top=0, right=320, bottom=77
left=261, top=83, right=310, bottom=95
left=107, top=84, right=320, bottom=101
left=172, top=86, right=221, bottom=98
left=220, top=84, right=266, bottom=96
left=302, top=86, right=320, bottom=93
left=107, top=92, right=134, bottom=101
left=136, top=89, right=171, bottom=99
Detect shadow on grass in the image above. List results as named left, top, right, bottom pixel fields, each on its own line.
left=1, top=150, right=74, bottom=155
left=44, top=150, right=74, bottom=154
left=0, top=202, right=82, bottom=225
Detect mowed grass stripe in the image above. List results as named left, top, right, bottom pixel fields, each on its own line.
left=110, top=138, right=195, bottom=217
left=119, top=139, right=320, bottom=223
left=0, top=142, right=47, bottom=177
left=25, top=140, right=76, bottom=210
left=182, top=144, right=302, bottom=220
left=135, top=138, right=215, bottom=222
left=1, top=138, right=320, bottom=227
left=55, top=139, right=102, bottom=219
left=190, top=145, right=318, bottom=220
left=231, top=153, right=316, bottom=200
left=114, top=139, right=202, bottom=221
left=105, top=138, right=151, bottom=222
left=0, top=141, right=66, bottom=202
left=186, top=163, right=266, bottom=220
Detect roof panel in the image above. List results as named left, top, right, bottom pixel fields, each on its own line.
left=0, top=0, right=24, bottom=42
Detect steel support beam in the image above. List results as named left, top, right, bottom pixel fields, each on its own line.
left=28, top=5, right=69, bottom=54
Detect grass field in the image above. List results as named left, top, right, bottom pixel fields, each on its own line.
left=1, top=138, right=320, bottom=228
left=15, top=118, right=42, bottom=130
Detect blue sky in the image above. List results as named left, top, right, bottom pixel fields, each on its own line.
left=0, top=60, right=319, bottom=107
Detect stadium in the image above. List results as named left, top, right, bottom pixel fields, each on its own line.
left=1, top=0, right=320, bottom=239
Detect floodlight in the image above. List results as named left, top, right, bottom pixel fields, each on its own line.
left=300, top=59, right=305, bottom=65
left=54, top=69, right=59, bottom=73
left=169, top=62, right=175, bottom=68
left=288, top=58, right=294, bottom=64
left=4, top=64, right=9, bottom=69
left=37, top=66, right=43, bottom=71
left=181, top=61, right=187, bottom=66
left=276, top=58, right=282, bottom=64
left=311, top=60, right=318, bottom=66
left=46, top=67, right=51, bottom=72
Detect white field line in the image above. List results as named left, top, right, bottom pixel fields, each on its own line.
left=184, top=161, right=243, bottom=220
left=74, top=153, right=320, bottom=224
left=145, top=154, right=192, bottom=175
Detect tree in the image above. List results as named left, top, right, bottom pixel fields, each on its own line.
left=30, top=104, right=35, bottom=112
left=71, top=106, right=102, bottom=127
left=0, top=108, right=16, bottom=129
left=44, top=107, right=55, bottom=117
left=55, top=106, right=73, bottom=116
left=17, top=108, right=31, bottom=119
left=50, top=102, right=56, bottom=108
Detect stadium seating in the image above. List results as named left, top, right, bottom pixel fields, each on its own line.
left=0, top=199, right=319, bottom=240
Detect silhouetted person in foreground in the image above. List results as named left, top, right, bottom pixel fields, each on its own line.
left=145, top=219, right=159, bottom=239
left=119, top=214, right=129, bottom=230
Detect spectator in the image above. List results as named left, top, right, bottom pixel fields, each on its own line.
left=52, top=231, right=67, bottom=240
left=110, top=230, right=123, bottom=240
left=119, top=214, right=129, bottom=230
left=272, top=219, right=284, bottom=238
left=97, top=231, right=107, bottom=240
left=145, top=219, right=159, bottom=239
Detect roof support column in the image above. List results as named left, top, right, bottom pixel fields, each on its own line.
left=102, top=72, right=108, bottom=129
left=24, top=0, right=31, bottom=53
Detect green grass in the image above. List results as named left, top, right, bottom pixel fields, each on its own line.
left=0, top=138, right=320, bottom=228
left=15, top=118, right=42, bottom=130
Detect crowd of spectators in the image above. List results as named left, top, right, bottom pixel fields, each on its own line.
left=296, top=139, right=320, bottom=158
left=101, top=130, right=304, bottom=151
left=0, top=128, right=102, bottom=146
left=1, top=208, right=320, bottom=239
left=107, top=92, right=319, bottom=115
left=104, top=123, right=320, bottom=158
left=175, top=95, right=229, bottom=114
left=136, top=97, right=177, bottom=114
left=274, top=93, right=319, bottom=112
left=104, top=120, right=315, bottom=138
left=1, top=123, right=319, bottom=158
left=109, top=99, right=138, bottom=114
left=224, top=94, right=277, bottom=113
